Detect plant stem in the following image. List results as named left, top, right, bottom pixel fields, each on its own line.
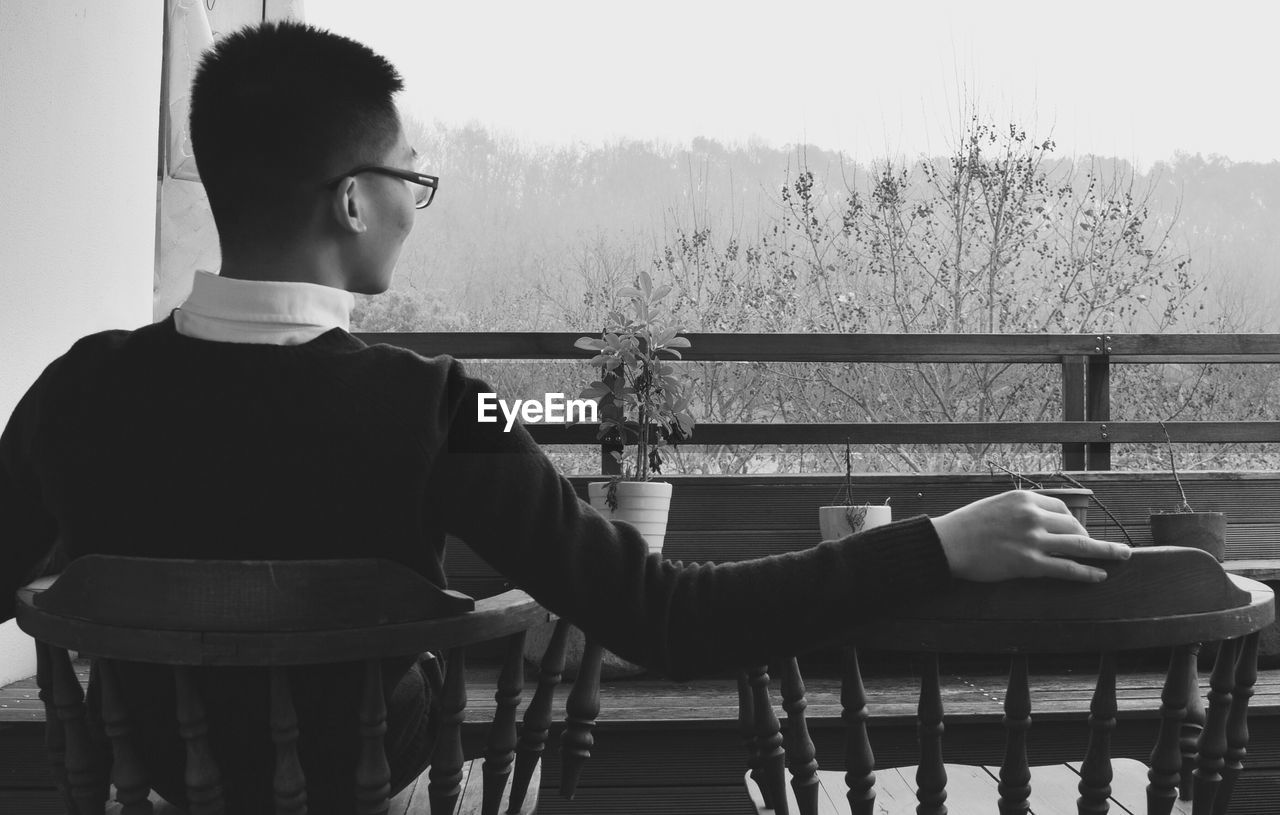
left=1159, top=421, right=1191, bottom=510
left=637, top=391, right=649, bottom=482
left=1051, top=471, right=1135, bottom=546
left=984, top=460, right=1043, bottom=490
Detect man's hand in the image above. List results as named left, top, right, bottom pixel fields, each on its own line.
left=931, top=490, right=1130, bottom=582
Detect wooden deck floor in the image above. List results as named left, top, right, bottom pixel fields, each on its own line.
left=5, top=654, right=1280, bottom=813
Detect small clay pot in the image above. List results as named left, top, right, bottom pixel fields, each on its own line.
left=1030, top=488, right=1093, bottom=526
left=1149, top=511, right=1226, bottom=562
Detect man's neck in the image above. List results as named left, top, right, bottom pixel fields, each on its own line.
left=218, top=246, right=348, bottom=291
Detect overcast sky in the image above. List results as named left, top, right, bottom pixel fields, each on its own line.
left=305, top=0, right=1278, bottom=168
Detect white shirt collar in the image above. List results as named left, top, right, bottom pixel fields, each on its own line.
left=174, top=270, right=355, bottom=345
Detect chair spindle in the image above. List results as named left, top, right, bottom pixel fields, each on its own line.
left=1077, top=651, right=1117, bottom=814
left=841, top=647, right=875, bottom=815
left=510, top=618, right=570, bottom=812
left=998, top=654, right=1031, bottom=815
left=1180, top=642, right=1207, bottom=800
left=781, top=657, right=819, bottom=815
left=1148, top=644, right=1193, bottom=815
left=98, top=659, right=153, bottom=815
left=173, top=666, right=225, bottom=815
left=35, top=643, right=71, bottom=810
left=269, top=667, right=307, bottom=815
left=354, top=659, right=391, bottom=815
left=1193, top=637, right=1239, bottom=815
left=737, top=671, right=759, bottom=786
left=429, top=647, right=469, bottom=815
left=481, top=631, right=525, bottom=815
left=1216, top=632, right=1259, bottom=815
left=748, top=664, right=787, bottom=815
left=915, top=653, right=947, bottom=815
left=50, top=646, right=106, bottom=815
left=559, top=634, right=603, bottom=799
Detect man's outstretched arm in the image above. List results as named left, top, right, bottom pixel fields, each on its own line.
left=427, top=364, right=1129, bottom=680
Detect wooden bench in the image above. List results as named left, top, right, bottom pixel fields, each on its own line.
left=446, top=470, right=1280, bottom=662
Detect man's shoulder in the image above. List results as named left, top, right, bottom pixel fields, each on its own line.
left=40, top=325, right=148, bottom=377
left=5, top=325, right=153, bottom=431
left=343, top=342, right=499, bottom=424
left=348, top=339, right=471, bottom=383
left=66, top=326, right=141, bottom=354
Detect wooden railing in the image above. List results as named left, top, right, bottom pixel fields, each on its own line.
left=355, top=332, right=1280, bottom=472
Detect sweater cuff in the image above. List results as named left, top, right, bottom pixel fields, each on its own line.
left=840, top=514, right=952, bottom=597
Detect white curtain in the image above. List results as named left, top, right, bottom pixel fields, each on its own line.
left=155, top=0, right=305, bottom=319
left=163, top=0, right=306, bottom=181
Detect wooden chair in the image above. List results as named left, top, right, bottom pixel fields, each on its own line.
left=738, top=547, right=1275, bottom=815
left=15, top=555, right=605, bottom=815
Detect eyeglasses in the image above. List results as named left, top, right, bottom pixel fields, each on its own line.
left=323, top=165, right=439, bottom=209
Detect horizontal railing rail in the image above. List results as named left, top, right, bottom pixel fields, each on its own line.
left=354, top=332, right=1280, bottom=471
left=517, top=422, right=1280, bottom=446
left=356, top=332, right=1280, bottom=363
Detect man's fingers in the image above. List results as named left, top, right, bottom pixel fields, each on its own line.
left=1024, top=491, right=1072, bottom=515
left=1035, top=506, right=1087, bottom=535
left=1030, top=552, right=1110, bottom=583
left=1038, top=534, right=1131, bottom=561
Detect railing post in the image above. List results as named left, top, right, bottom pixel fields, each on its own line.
left=1086, top=337, right=1112, bottom=471
left=1062, top=355, right=1087, bottom=471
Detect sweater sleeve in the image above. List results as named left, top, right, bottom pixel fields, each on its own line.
left=429, top=364, right=952, bottom=680
left=0, top=366, right=61, bottom=622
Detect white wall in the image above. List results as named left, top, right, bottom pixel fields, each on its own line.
left=0, top=2, right=161, bottom=686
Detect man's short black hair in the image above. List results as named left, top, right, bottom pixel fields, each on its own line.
left=189, top=20, right=405, bottom=243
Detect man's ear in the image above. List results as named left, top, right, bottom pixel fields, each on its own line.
left=330, top=177, right=369, bottom=235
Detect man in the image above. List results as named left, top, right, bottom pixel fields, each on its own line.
left=0, top=20, right=1129, bottom=812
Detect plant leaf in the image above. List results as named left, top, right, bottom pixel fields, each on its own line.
left=676, top=412, right=696, bottom=436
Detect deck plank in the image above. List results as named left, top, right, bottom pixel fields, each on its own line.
left=6, top=659, right=1279, bottom=815
left=6, top=659, right=1280, bottom=723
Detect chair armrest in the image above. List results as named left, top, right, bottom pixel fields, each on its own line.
left=847, top=548, right=1276, bottom=653
left=15, top=567, right=555, bottom=666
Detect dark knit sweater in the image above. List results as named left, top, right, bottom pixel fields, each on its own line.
left=1, top=316, right=952, bottom=805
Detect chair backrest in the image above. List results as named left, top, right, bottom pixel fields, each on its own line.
left=737, top=547, right=1275, bottom=815
left=16, top=555, right=600, bottom=815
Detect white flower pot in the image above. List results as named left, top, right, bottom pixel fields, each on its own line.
left=588, top=481, right=673, bottom=555
left=818, top=504, right=892, bottom=540
left=522, top=481, right=674, bottom=680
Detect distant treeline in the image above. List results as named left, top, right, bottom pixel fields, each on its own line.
left=359, top=119, right=1280, bottom=335
left=352, top=119, right=1280, bottom=474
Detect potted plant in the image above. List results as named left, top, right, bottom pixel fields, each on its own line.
left=1149, top=423, right=1226, bottom=561
left=525, top=272, right=695, bottom=678
left=819, top=440, right=891, bottom=539
left=985, top=464, right=1137, bottom=544
left=574, top=270, right=696, bottom=555
left=986, top=463, right=1093, bottom=526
